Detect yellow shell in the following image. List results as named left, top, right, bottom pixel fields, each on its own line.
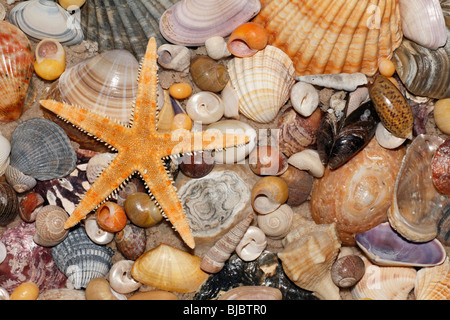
left=34, top=38, right=66, bottom=81
left=131, top=244, right=209, bottom=293
left=251, top=176, right=289, bottom=214
left=10, top=282, right=39, bottom=300
left=434, top=98, right=450, bottom=135
left=415, top=257, right=450, bottom=300
left=58, top=0, right=86, bottom=10
left=253, top=0, right=403, bottom=76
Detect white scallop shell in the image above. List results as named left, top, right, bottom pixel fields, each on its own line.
left=227, top=45, right=295, bottom=123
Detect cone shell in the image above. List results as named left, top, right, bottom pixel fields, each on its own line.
left=311, top=138, right=405, bottom=245
left=253, top=0, right=403, bottom=76
left=278, top=215, right=342, bottom=300
left=227, top=45, right=295, bottom=123
left=0, top=21, right=34, bottom=123
left=415, top=257, right=450, bottom=300
left=51, top=227, right=114, bottom=289
left=10, top=119, right=77, bottom=181
left=131, top=244, right=209, bottom=293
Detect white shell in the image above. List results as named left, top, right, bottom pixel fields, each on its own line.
left=375, top=122, right=406, bottom=149
left=0, top=241, right=6, bottom=264
left=108, top=260, right=142, bottom=294
left=0, top=287, right=9, bottom=300
left=5, top=165, right=37, bottom=193
left=235, top=226, right=267, bottom=262
left=206, top=120, right=257, bottom=164
left=0, top=3, right=5, bottom=21
left=205, top=36, right=231, bottom=60
left=84, top=216, right=114, bottom=245
left=295, top=73, right=368, bottom=91
left=257, top=204, right=293, bottom=239
left=157, top=44, right=191, bottom=72
left=290, top=81, right=319, bottom=117
left=221, top=83, right=240, bottom=120
left=288, top=149, right=325, bottom=178
left=186, top=91, right=224, bottom=124
left=0, top=133, right=10, bottom=176
left=398, top=0, right=447, bottom=49
left=227, top=45, right=295, bottom=123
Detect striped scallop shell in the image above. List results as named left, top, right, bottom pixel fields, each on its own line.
left=227, top=45, right=295, bottom=123
left=51, top=227, right=114, bottom=289
left=0, top=21, right=34, bottom=123
left=10, top=119, right=77, bottom=181
left=253, top=0, right=403, bottom=76
left=415, top=257, right=450, bottom=300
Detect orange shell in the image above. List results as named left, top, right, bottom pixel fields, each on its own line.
left=310, top=138, right=405, bottom=245
left=227, top=22, right=268, bottom=57
left=96, top=201, right=127, bottom=233
left=10, top=282, right=39, bottom=300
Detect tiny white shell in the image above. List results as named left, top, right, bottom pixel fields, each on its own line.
left=295, top=73, right=368, bottom=91
left=186, top=91, right=225, bottom=124
left=157, top=44, right=191, bottom=72
left=0, top=241, right=6, bottom=264
left=0, top=287, right=9, bottom=300
left=290, top=81, right=319, bottom=117
left=205, top=36, right=231, bottom=60
left=236, top=226, right=267, bottom=262
left=257, top=204, right=293, bottom=239
left=85, top=216, right=114, bottom=245
left=288, top=149, right=325, bottom=178
left=221, top=83, right=240, bottom=120
left=108, top=260, right=142, bottom=294
left=375, top=122, right=406, bottom=149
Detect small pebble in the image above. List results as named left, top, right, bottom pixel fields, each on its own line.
left=378, top=58, right=395, bottom=77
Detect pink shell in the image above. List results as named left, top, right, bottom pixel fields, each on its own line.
left=0, top=221, right=67, bottom=294
left=0, top=21, right=34, bottom=123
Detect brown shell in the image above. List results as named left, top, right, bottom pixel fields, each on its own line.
left=115, top=224, right=146, bottom=261
left=0, top=182, right=19, bottom=226
left=310, top=138, right=405, bottom=245
left=190, top=55, right=229, bottom=92
left=431, top=137, right=450, bottom=197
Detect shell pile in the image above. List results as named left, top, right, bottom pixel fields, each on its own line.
left=0, top=0, right=449, bottom=302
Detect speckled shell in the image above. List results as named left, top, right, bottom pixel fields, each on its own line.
left=9, top=0, right=83, bottom=46
left=33, top=205, right=69, bottom=247
left=388, top=134, right=447, bottom=242
left=131, top=243, right=209, bottom=293
left=253, top=0, right=402, bottom=76
left=10, top=119, right=77, bottom=181
left=311, top=138, right=405, bottom=245
left=0, top=21, right=34, bottom=123
left=51, top=227, right=114, bottom=289
left=0, top=182, right=19, bottom=226
left=227, top=45, right=295, bottom=123
left=114, top=224, right=146, bottom=261
left=369, top=75, right=413, bottom=139
left=415, top=257, right=450, bottom=300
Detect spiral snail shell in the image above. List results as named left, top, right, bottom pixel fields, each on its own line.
left=33, top=205, right=69, bottom=247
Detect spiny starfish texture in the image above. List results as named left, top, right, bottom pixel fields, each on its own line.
left=40, top=38, right=248, bottom=249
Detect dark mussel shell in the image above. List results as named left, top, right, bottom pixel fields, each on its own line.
left=437, top=200, right=450, bottom=246
left=0, top=182, right=19, bottom=226
left=317, top=100, right=380, bottom=170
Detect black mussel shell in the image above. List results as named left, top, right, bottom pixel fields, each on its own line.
left=316, top=112, right=338, bottom=166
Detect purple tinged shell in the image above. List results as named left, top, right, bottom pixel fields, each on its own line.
left=355, top=222, right=446, bottom=267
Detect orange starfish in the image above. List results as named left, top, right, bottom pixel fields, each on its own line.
left=40, top=38, right=248, bottom=249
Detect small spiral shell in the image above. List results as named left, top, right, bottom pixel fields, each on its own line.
left=33, top=205, right=69, bottom=247
left=257, top=204, right=293, bottom=239
left=0, top=182, right=19, bottom=226
left=108, top=260, right=141, bottom=294
left=251, top=176, right=289, bottom=214
left=200, top=213, right=254, bottom=273
left=235, top=226, right=267, bottom=262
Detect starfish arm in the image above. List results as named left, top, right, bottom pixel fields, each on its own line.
left=64, top=152, right=135, bottom=228
left=132, top=37, right=159, bottom=130
left=40, top=100, right=126, bottom=148
left=140, top=156, right=195, bottom=249
left=158, top=130, right=250, bottom=156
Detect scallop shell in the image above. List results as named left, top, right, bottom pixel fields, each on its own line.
left=388, top=134, right=448, bottom=243
left=311, top=138, right=405, bottom=245
left=351, top=257, right=417, bottom=300
left=33, top=205, right=69, bottom=247
left=51, top=227, right=114, bottom=289
left=398, top=0, right=447, bottom=50
left=159, top=0, right=261, bottom=46
left=0, top=21, right=34, bottom=124
left=9, top=0, right=83, bottom=46
left=227, top=45, right=295, bottom=123
left=0, top=182, right=19, bottom=226
left=131, top=243, right=209, bottom=293
left=355, top=222, right=447, bottom=267
left=253, top=0, right=403, bottom=76
left=415, top=257, right=450, bottom=300
left=278, top=215, right=342, bottom=300
left=9, top=119, right=77, bottom=181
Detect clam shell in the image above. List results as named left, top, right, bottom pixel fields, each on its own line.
left=131, top=243, right=209, bottom=293
left=51, top=227, right=114, bottom=289
left=0, top=182, right=19, bottom=226
left=10, top=119, right=77, bottom=181
left=0, top=21, right=34, bottom=124
left=253, top=0, right=403, bottom=76
left=388, top=134, right=447, bottom=242
left=355, top=222, right=447, bottom=267
left=278, top=215, right=342, bottom=300
left=311, top=138, right=405, bottom=245
left=227, top=45, right=295, bottom=123
left=159, top=0, right=261, bottom=46
left=415, top=257, right=450, bottom=300
left=351, top=257, right=417, bottom=300
left=9, top=0, right=83, bottom=46
left=80, top=0, right=176, bottom=60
